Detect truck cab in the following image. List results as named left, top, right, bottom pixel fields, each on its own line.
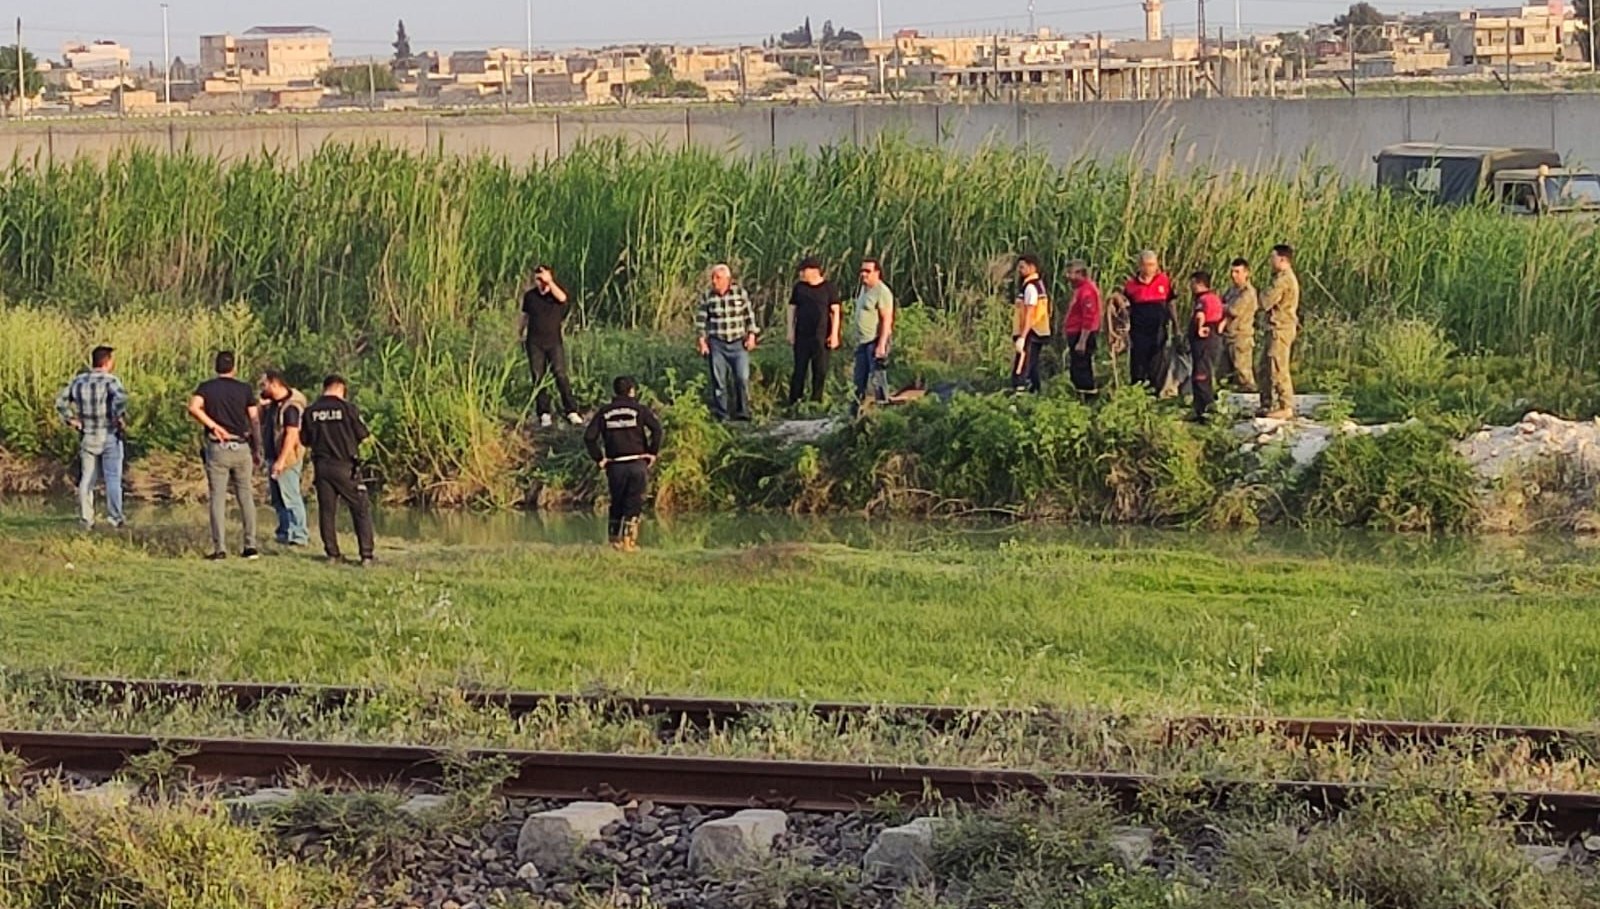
left=1375, top=143, right=1600, bottom=217
left=1491, top=168, right=1600, bottom=217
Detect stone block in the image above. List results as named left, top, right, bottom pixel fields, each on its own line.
left=688, top=809, right=788, bottom=873
left=399, top=793, right=452, bottom=817
left=516, top=801, right=625, bottom=869
left=864, top=817, right=946, bottom=884
left=70, top=780, right=140, bottom=808
left=1522, top=845, right=1566, bottom=873
left=223, top=787, right=296, bottom=818
left=1109, top=826, right=1155, bottom=870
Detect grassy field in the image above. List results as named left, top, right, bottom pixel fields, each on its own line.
left=4, top=513, right=1600, bottom=725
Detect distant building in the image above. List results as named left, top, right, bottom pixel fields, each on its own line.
left=200, top=26, right=332, bottom=84
left=63, top=40, right=132, bottom=75
left=1448, top=6, right=1566, bottom=66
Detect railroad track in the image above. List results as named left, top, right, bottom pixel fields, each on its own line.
left=6, top=729, right=1600, bottom=835
left=41, top=675, right=1599, bottom=752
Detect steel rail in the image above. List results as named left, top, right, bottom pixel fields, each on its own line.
left=4, top=729, right=1600, bottom=836
left=46, top=676, right=1597, bottom=751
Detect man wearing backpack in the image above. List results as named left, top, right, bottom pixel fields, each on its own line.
left=260, top=370, right=310, bottom=547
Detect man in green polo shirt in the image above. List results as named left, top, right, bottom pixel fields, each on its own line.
left=851, top=258, right=895, bottom=416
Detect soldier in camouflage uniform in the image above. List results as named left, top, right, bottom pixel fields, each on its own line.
left=1257, top=244, right=1301, bottom=420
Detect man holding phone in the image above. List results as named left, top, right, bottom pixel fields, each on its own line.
left=519, top=265, right=582, bottom=428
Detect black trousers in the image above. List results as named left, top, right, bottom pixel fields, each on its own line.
left=606, top=461, right=649, bottom=540
left=1128, top=304, right=1169, bottom=390
left=527, top=341, right=578, bottom=417
left=1066, top=332, right=1098, bottom=393
left=313, top=459, right=375, bottom=561
left=1010, top=333, right=1046, bottom=393
left=789, top=338, right=830, bottom=404
left=1190, top=331, right=1223, bottom=419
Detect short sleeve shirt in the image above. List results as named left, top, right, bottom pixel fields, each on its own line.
left=194, top=377, right=255, bottom=440
left=854, top=282, right=895, bottom=345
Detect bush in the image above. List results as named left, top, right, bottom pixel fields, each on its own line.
left=0, top=786, right=355, bottom=909
left=1292, top=422, right=1481, bottom=532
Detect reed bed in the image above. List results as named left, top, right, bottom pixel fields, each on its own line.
left=2, top=139, right=1597, bottom=507
left=1, top=139, right=1595, bottom=352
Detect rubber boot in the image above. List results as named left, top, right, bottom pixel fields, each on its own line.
left=622, top=517, right=641, bottom=553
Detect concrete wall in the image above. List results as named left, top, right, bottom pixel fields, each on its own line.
left=5, top=95, right=1599, bottom=178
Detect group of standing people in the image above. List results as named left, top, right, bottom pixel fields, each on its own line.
left=1008, top=244, right=1301, bottom=420
left=56, top=349, right=377, bottom=565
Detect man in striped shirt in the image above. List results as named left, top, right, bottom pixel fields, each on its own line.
left=55, top=345, right=129, bottom=530
left=694, top=263, right=760, bottom=422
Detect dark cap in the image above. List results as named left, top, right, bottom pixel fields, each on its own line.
left=797, top=256, right=823, bottom=272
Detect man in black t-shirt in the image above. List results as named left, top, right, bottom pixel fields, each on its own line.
left=785, top=256, right=842, bottom=405
left=301, top=374, right=376, bottom=566
left=187, top=350, right=261, bottom=561
left=584, top=376, right=662, bottom=552
left=519, top=265, right=581, bottom=428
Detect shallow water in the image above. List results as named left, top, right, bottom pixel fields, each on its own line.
left=3, top=497, right=1596, bottom=569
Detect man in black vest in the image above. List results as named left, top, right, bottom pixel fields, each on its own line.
left=584, top=376, right=663, bottom=552
left=300, top=375, right=376, bottom=566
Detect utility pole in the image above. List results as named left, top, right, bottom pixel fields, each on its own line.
left=118, top=58, right=127, bottom=117
left=1591, top=0, right=1597, bottom=74
left=368, top=58, right=377, bottom=109
left=1028, top=0, right=1036, bottom=35
left=525, top=0, right=535, bottom=106
left=1505, top=23, right=1513, bottom=89
left=14, top=18, right=23, bottom=120
left=877, top=0, right=884, bottom=42
left=161, top=3, right=172, bottom=113
left=1349, top=26, right=1357, bottom=96
left=1197, top=0, right=1208, bottom=95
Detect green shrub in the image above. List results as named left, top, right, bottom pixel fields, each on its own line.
left=1293, top=423, right=1481, bottom=532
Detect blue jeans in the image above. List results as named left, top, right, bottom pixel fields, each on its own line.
left=78, top=437, right=125, bottom=528
left=707, top=337, right=751, bottom=421
left=853, top=342, right=890, bottom=413
left=270, top=460, right=310, bottom=545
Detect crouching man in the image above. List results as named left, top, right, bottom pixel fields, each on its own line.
left=584, top=376, right=663, bottom=552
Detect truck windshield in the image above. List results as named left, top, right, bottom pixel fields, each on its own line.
left=1545, top=175, right=1600, bottom=211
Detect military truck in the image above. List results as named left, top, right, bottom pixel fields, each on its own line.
left=1375, top=144, right=1600, bottom=217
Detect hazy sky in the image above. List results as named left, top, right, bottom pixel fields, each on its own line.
left=32, top=0, right=1461, bottom=63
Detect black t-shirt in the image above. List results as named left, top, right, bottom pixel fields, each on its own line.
left=301, top=396, right=370, bottom=466
left=261, top=397, right=303, bottom=462
left=194, top=377, right=255, bottom=440
left=522, top=285, right=569, bottom=348
left=789, top=280, right=840, bottom=342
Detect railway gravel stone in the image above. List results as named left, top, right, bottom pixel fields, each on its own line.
left=222, top=787, right=296, bottom=818
left=400, top=793, right=452, bottom=817
left=69, top=780, right=140, bottom=807
left=1523, top=845, right=1567, bottom=872
left=688, top=809, right=789, bottom=873
left=517, top=801, right=625, bottom=870
left=1110, top=826, right=1156, bottom=870
left=863, top=816, right=945, bottom=884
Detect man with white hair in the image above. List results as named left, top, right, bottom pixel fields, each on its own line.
left=1108, top=250, right=1175, bottom=391
left=694, top=263, right=760, bottom=422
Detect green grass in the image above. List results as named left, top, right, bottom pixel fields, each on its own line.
left=5, top=518, right=1600, bottom=725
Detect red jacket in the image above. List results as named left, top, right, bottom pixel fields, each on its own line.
left=1193, top=290, right=1224, bottom=327
left=1063, top=279, right=1102, bottom=335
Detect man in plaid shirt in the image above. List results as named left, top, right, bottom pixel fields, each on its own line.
left=694, top=263, right=760, bottom=422
left=55, top=345, right=129, bottom=530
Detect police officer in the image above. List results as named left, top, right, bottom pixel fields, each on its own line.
left=300, top=374, right=376, bottom=566
left=584, top=376, right=663, bottom=552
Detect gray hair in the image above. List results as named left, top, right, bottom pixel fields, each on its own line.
left=1137, top=250, right=1159, bottom=264
left=710, top=263, right=733, bottom=279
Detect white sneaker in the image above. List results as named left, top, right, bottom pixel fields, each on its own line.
left=566, top=412, right=584, bottom=426
left=539, top=413, right=553, bottom=428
